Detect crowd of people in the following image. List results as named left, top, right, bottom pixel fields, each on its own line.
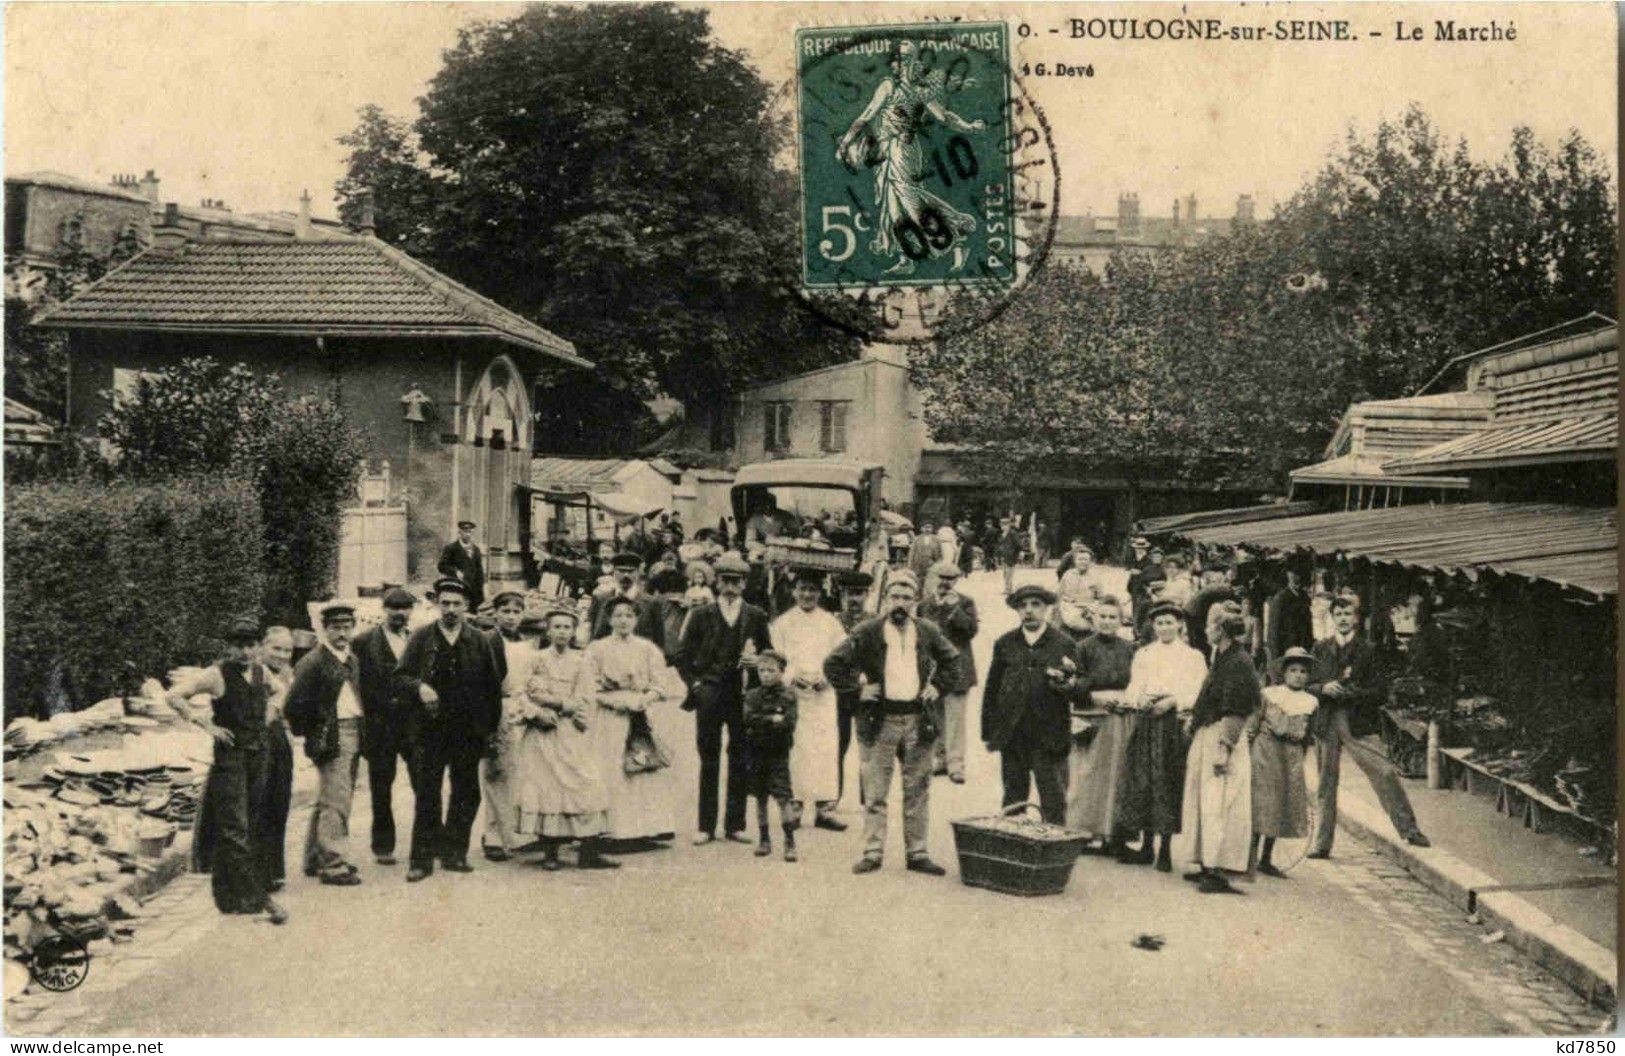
left=171, top=512, right=1437, bottom=925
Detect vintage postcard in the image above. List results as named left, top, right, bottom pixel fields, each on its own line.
left=1, top=0, right=1617, bottom=1041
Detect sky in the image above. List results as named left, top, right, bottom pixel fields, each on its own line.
left=4, top=2, right=1617, bottom=223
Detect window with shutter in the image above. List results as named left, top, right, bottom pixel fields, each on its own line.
left=820, top=400, right=849, bottom=453
left=765, top=402, right=793, bottom=451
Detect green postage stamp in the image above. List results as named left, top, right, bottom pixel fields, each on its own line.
left=797, top=22, right=1017, bottom=291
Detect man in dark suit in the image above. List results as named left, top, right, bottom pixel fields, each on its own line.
left=1264, top=566, right=1314, bottom=675
left=392, top=578, right=507, bottom=882
left=980, top=584, right=1089, bottom=825
left=354, top=588, right=417, bottom=866
left=284, top=602, right=365, bottom=886
left=677, top=551, right=774, bottom=845
left=824, top=570, right=959, bottom=876
left=587, top=552, right=666, bottom=648
left=1306, top=593, right=1429, bottom=857
left=918, top=562, right=979, bottom=784
left=437, top=520, right=486, bottom=611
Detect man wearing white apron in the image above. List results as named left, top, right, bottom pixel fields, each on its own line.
left=770, top=569, right=849, bottom=831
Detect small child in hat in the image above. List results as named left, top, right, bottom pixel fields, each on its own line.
left=1246, top=647, right=1320, bottom=877
left=741, top=650, right=800, bottom=862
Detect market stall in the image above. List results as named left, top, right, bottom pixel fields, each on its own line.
left=1173, top=502, right=1618, bottom=860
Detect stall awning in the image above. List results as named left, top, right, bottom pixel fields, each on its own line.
left=1137, top=501, right=1324, bottom=537
left=519, top=484, right=661, bottom=522
left=1174, top=502, right=1616, bottom=598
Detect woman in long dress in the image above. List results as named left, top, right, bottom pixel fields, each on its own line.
left=479, top=592, right=537, bottom=861
left=1247, top=647, right=1318, bottom=878
left=576, top=596, right=686, bottom=842
left=770, top=571, right=848, bottom=827
left=1181, top=601, right=1262, bottom=894
left=514, top=607, right=615, bottom=870
left=1066, top=598, right=1138, bottom=845
left=1116, top=601, right=1207, bottom=871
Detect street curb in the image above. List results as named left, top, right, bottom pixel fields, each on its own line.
left=1337, top=791, right=1618, bottom=1011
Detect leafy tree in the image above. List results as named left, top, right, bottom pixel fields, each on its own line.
left=1272, top=106, right=1616, bottom=398
left=913, top=108, right=1616, bottom=499
left=335, top=3, right=867, bottom=443
left=96, top=358, right=368, bottom=623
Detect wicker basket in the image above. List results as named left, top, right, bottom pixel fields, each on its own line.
left=951, top=803, right=1088, bottom=897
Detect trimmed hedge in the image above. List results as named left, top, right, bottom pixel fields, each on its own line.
left=4, top=475, right=265, bottom=718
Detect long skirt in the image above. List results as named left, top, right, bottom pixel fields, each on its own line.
left=591, top=706, right=678, bottom=840
left=1116, top=710, right=1185, bottom=834
left=478, top=699, right=522, bottom=850
left=1250, top=734, right=1309, bottom=838
left=1068, top=712, right=1139, bottom=834
left=513, top=720, right=609, bottom=840
left=1181, top=722, right=1254, bottom=872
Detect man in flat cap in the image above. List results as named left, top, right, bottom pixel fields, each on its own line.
left=918, top=561, right=979, bottom=784
left=678, top=549, right=775, bottom=845
left=285, top=602, right=365, bottom=886
left=168, top=618, right=288, bottom=924
left=588, top=552, right=666, bottom=649
left=354, top=587, right=417, bottom=866
left=981, top=584, right=1090, bottom=825
left=393, top=577, right=507, bottom=881
left=824, top=569, right=959, bottom=875
left=438, top=520, right=486, bottom=611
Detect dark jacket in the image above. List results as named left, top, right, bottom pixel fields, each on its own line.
left=1265, top=586, right=1314, bottom=661
left=980, top=625, right=1089, bottom=754
left=1190, top=641, right=1262, bottom=743
left=391, top=621, right=505, bottom=737
left=676, top=599, right=774, bottom=690
left=437, top=540, right=486, bottom=609
left=353, top=625, right=407, bottom=722
left=284, top=643, right=363, bottom=763
left=742, top=683, right=799, bottom=750
left=1077, top=632, right=1136, bottom=710
left=917, top=593, right=980, bottom=691
left=823, top=615, right=959, bottom=703
left=1307, top=633, right=1383, bottom=733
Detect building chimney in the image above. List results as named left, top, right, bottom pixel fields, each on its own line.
left=1235, top=194, right=1256, bottom=225
left=356, top=190, right=376, bottom=237
left=1171, top=199, right=1180, bottom=226
left=295, top=190, right=313, bottom=240
left=150, top=202, right=188, bottom=254
left=1117, top=192, right=1140, bottom=233
left=140, top=169, right=160, bottom=205
left=1185, top=193, right=1198, bottom=222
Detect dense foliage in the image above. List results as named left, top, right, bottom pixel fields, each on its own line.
left=912, top=107, right=1617, bottom=493
left=3, top=476, right=266, bottom=718
left=335, top=3, right=869, bottom=447
left=95, top=358, right=368, bottom=624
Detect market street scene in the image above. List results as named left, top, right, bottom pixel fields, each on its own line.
left=2, top=0, right=1618, bottom=1041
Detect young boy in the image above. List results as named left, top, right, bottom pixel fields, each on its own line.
left=742, top=650, right=800, bottom=862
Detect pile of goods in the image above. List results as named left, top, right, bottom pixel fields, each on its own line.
left=4, top=687, right=209, bottom=995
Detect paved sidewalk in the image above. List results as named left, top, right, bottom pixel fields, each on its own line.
left=1328, top=748, right=1617, bottom=1008
left=1336, top=764, right=1616, bottom=950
